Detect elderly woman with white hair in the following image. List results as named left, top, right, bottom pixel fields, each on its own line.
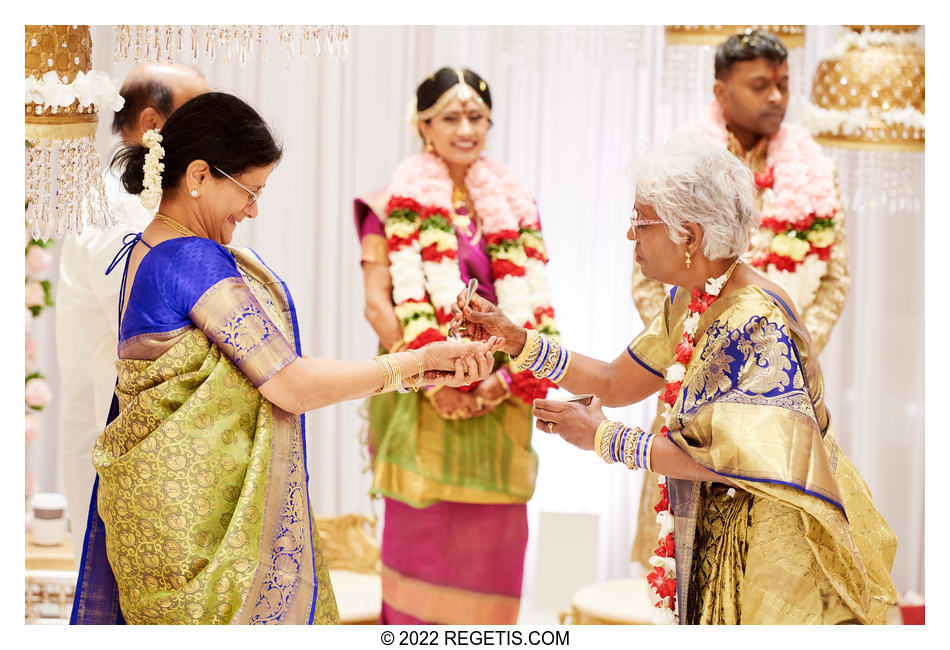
left=452, top=139, right=897, bottom=625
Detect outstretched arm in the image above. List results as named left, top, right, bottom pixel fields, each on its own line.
left=455, top=292, right=664, bottom=407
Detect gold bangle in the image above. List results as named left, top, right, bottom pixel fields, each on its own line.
left=534, top=337, right=560, bottom=379
left=595, top=420, right=616, bottom=464
left=389, top=339, right=407, bottom=353
left=374, top=354, right=402, bottom=393
left=406, top=349, right=425, bottom=391
left=622, top=427, right=644, bottom=470
left=511, top=328, right=540, bottom=370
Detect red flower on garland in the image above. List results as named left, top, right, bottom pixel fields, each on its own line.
left=765, top=252, right=800, bottom=273
left=524, top=247, right=546, bottom=262
left=654, top=489, right=670, bottom=514
left=689, top=288, right=717, bottom=312
left=420, top=244, right=457, bottom=262
left=509, top=369, right=555, bottom=404
left=661, top=382, right=682, bottom=406
left=435, top=306, right=455, bottom=325
left=753, top=166, right=775, bottom=190
left=491, top=259, right=527, bottom=279
left=811, top=244, right=832, bottom=261
left=759, top=216, right=786, bottom=234
left=387, top=232, right=420, bottom=251
left=408, top=327, right=443, bottom=350
left=793, top=213, right=816, bottom=231
left=420, top=205, right=450, bottom=221
left=387, top=195, right=421, bottom=214
left=485, top=230, right=520, bottom=245
left=674, top=340, right=693, bottom=365
left=647, top=567, right=677, bottom=599
left=534, top=306, right=555, bottom=321
left=654, top=533, right=676, bottom=558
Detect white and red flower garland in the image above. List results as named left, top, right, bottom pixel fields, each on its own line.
left=384, top=152, right=558, bottom=403
left=646, top=263, right=737, bottom=625
left=684, top=102, right=841, bottom=312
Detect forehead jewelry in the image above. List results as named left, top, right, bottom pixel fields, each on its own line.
left=414, top=69, right=490, bottom=123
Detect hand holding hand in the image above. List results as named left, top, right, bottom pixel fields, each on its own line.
left=449, top=291, right=527, bottom=358
left=531, top=396, right=606, bottom=451
left=418, top=337, right=502, bottom=388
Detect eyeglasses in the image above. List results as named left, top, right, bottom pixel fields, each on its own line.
left=213, top=166, right=262, bottom=205
left=629, top=207, right=663, bottom=237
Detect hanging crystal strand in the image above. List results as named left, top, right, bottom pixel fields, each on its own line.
left=258, top=25, right=268, bottom=63
left=282, top=25, right=295, bottom=66
left=176, top=25, right=184, bottom=59
left=92, top=138, right=113, bottom=228
left=60, top=139, right=75, bottom=235
left=190, top=25, right=200, bottom=63
left=205, top=26, right=214, bottom=63
left=341, top=26, right=350, bottom=58
left=114, top=25, right=122, bottom=62
left=164, top=25, right=175, bottom=62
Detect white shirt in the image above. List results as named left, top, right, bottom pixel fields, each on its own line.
left=55, top=169, right=153, bottom=563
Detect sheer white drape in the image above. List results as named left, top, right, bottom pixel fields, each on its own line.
left=33, top=25, right=921, bottom=601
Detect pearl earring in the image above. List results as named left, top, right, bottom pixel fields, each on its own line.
left=190, top=189, right=199, bottom=198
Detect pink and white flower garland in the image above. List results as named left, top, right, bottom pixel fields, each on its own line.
left=384, top=152, right=558, bottom=403
left=647, top=263, right=737, bottom=625
left=685, top=102, right=840, bottom=312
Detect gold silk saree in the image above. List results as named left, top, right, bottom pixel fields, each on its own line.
left=71, top=239, right=338, bottom=624
left=628, top=284, right=897, bottom=624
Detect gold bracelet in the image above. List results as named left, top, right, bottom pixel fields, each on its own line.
left=511, top=328, right=540, bottom=370
left=404, top=349, right=425, bottom=391
left=374, top=354, right=402, bottom=393
left=622, top=427, right=644, bottom=470
left=595, top=420, right=617, bottom=464
left=593, top=419, right=610, bottom=461
left=389, top=339, right=407, bottom=353
left=534, top=337, right=561, bottom=379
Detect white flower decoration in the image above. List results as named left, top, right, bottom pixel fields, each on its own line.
left=140, top=129, right=165, bottom=210
left=666, top=362, right=686, bottom=384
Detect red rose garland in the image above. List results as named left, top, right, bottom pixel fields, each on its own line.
left=647, top=260, right=740, bottom=624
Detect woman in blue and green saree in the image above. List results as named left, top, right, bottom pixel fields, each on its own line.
left=70, top=92, right=499, bottom=625
left=453, top=139, right=898, bottom=624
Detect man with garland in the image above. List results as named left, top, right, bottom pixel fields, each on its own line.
left=630, top=29, right=850, bottom=568
left=56, top=63, right=209, bottom=563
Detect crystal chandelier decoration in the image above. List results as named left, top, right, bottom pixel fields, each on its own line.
left=112, top=25, right=350, bottom=66
left=661, top=25, right=807, bottom=109
left=25, top=25, right=125, bottom=241
left=802, top=25, right=924, bottom=214
left=501, top=26, right=648, bottom=68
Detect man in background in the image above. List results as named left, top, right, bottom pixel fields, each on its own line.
left=56, top=63, right=209, bottom=562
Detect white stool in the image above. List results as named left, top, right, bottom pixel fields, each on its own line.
left=560, top=578, right=655, bottom=625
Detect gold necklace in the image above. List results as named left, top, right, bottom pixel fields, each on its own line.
left=451, top=185, right=472, bottom=229
left=154, top=213, right=199, bottom=237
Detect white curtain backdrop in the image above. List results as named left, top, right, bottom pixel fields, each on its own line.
left=29, top=25, right=923, bottom=607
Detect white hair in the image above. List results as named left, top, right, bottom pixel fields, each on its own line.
left=633, top=135, right=759, bottom=260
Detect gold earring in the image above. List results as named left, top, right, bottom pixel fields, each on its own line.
left=424, top=141, right=434, bottom=153
left=190, top=189, right=199, bottom=198
left=685, top=250, right=692, bottom=269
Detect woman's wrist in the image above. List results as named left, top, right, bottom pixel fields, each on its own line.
left=507, top=327, right=528, bottom=358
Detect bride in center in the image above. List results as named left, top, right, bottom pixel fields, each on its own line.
left=353, top=66, right=562, bottom=624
